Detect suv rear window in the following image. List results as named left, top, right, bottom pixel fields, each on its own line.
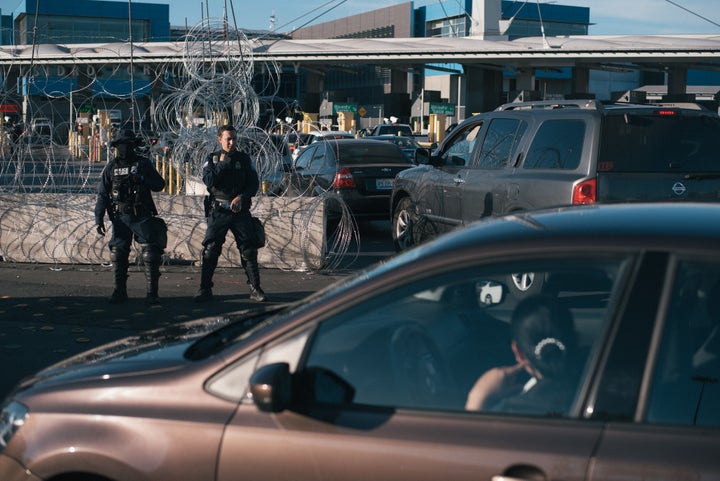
left=598, top=112, right=720, bottom=172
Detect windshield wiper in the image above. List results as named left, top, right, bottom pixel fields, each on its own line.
left=684, top=173, right=720, bottom=180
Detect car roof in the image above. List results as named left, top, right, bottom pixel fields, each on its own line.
left=298, top=202, right=720, bottom=314
left=430, top=203, right=720, bottom=258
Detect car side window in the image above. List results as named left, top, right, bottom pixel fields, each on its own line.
left=523, top=120, right=586, bottom=170
left=439, top=121, right=483, bottom=167
left=477, top=118, right=526, bottom=170
left=645, top=260, right=720, bottom=427
left=308, top=143, right=331, bottom=171
left=295, top=144, right=316, bottom=170
left=302, top=257, right=626, bottom=416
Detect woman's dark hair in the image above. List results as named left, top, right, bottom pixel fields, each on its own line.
left=511, top=296, right=577, bottom=379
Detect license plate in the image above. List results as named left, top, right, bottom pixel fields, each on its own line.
left=376, top=178, right=393, bottom=189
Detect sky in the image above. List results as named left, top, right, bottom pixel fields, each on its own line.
left=0, top=0, right=718, bottom=35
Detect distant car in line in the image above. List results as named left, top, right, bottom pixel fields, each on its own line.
left=368, top=135, right=422, bottom=163
left=292, top=131, right=355, bottom=159
left=368, top=123, right=414, bottom=137
left=284, top=138, right=414, bottom=220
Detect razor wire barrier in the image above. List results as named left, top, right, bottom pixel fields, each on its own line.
left=0, top=18, right=361, bottom=272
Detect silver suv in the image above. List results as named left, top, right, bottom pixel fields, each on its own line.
left=391, top=99, right=720, bottom=251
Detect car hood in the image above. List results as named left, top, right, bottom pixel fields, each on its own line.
left=11, top=316, right=230, bottom=393
left=11, top=306, right=284, bottom=395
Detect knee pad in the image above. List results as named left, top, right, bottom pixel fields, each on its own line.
left=241, top=247, right=258, bottom=262
left=202, top=243, right=222, bottom=262
left=141, top=244, right=163, bottom=265
left=110, top=247, right=129, bottom=264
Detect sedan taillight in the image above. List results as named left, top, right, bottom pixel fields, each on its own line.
left=573, top=178, right=597, bottom=204
left=333, top=167, right=356, bottom=189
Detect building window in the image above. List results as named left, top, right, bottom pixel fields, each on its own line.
left=427, top=16, right=468, bottom=38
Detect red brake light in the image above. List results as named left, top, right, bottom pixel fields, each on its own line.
left=657, top=109, right=678, bottom=116
left=333, top=167, right=356, bottom=189
left=572, top=178, right=596, bottom=204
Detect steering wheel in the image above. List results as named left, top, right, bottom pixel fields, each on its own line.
left=389, top=324, right=448, bottom=407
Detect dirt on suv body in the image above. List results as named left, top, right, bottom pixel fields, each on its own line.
left=391, top=99, right=720, bottom=251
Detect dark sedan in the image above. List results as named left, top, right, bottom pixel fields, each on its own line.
left=369, top=134, right=422, bottom=163
left=285, top=138, right=414, bottom=219
left=1, top=203, right=719, bottom=481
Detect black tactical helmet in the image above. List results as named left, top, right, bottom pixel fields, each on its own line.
left=110, top=129, right=140, bottom=147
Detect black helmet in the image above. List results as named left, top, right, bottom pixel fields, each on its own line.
left=110, top=129, right=140, bottom=147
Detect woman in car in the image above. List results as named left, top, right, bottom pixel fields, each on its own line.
left=465, top=295, right=579, bottom=415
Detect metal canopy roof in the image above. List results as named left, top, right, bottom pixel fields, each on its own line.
left=1, top=34, right=719, bottom=71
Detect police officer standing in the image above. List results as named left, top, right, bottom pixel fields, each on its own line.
left=95, top=129, right=167, bottom=304
left=194, top=124, right=267, bottom=303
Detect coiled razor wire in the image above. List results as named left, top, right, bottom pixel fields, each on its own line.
left=0, top=18, right=360, bottom=271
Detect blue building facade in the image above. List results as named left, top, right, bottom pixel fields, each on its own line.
left=6, top=0, right=169, bottom=44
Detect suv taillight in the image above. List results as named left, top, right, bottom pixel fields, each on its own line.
left=333, top=167, right=356, bottom=189
left=573, top=178, right=597, bottom=204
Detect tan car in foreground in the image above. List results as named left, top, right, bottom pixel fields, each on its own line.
left=2, top=202, right=719, bottom=481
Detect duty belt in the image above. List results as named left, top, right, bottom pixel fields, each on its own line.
left=115, top=203, right=146, bottom=215
left=213, top=200, right=232, bottom=211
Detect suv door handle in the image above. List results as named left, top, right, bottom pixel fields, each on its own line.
left=453, top=176, right=465, bottom=185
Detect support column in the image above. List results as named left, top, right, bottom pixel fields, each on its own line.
left=571, top=66, right=591, bottom=97
left=666, top=66, right=688, bottom=100
left=460, top=65, right=504, bottom=116
left=301, top=69, right=324, bottom=115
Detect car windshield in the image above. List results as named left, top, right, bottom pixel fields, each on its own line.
left=598, top=112, right=720, bottom=172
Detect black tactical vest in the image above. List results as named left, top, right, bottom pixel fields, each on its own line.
left=111, top=159, right=140, bottom=206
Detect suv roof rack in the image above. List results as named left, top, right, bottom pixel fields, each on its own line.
left=495, top=99, right=601, bottom=111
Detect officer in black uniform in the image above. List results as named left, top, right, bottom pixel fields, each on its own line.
left=194, top=124, right=267, bottom=303
left=95, top=129, right=167, bottom=304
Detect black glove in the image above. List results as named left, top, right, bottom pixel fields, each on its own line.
left=96, top=223, right=106, bottom=236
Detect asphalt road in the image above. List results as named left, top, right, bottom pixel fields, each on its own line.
left=0, top=220, right=395, bottom=399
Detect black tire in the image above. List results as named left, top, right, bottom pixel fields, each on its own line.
left=392, top=197, right=417, bottom=251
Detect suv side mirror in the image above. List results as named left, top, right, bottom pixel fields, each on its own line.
left=415, top=147, right=431, bottom=165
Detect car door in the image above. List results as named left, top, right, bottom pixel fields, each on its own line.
left=589, top=256, right=720, bottom=480
left=216, top=254, right=636, bottom=481
left=291, top=143, right=335, bottom=196
left=461, top=117, right=527, bottom=221
left=419, top=119, right=484, bottom=230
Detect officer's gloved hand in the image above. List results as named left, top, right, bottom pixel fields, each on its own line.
left=96, top=223, right=106, bottom=236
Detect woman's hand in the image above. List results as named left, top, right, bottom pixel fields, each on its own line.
left=465, top=362, right=527, bottom=411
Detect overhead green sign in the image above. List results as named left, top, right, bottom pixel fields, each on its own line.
left=333, top=103, right=357, bottom=114
left=429, top=103, right=455, bottom=115
left=78, top=104, right=95, bottom=113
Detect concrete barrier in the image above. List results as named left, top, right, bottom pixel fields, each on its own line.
left=0, top=193, right=326, bottom=271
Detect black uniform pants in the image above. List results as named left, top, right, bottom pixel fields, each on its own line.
left=201, top=207, right=260, bottom=288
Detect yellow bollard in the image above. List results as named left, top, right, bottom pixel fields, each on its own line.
left=175, top=161, right=182, bottom=194
left=168, top=162, right=175, bottom=195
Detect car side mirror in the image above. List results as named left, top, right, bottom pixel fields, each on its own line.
left=294, top=366, right=355, bottom=405
left=250, top=363, right=356, bottom=413
left=414, top=147, right=431, bottom=165
left=250, top=362, right=291, bottom=413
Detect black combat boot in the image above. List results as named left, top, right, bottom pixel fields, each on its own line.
left=110, top=259, right=129, bottom=304
left=194, top=254, right=217, bottom=303
left=145, top=263, right=161, bottom=304
left=243, top=252, right=267, bottom=302
left=142, top=245, right=162, bottom=304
